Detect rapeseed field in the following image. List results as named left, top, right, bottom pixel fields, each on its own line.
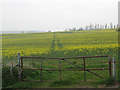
left=1, top=29, right=119, bottom=88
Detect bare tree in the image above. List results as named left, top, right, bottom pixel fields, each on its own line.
left=85, top=26, right=88, bottom=30
left=114, top=25, right=116, bottom=28
left=110, top=23, right=113, bottom=28
left=72, top=27, right=76, bottom=31
left=89, top=23, right=93, bottom=30
left=117, top=24, right=118, bottom=28
left=105, top=24, right=107, bottom=29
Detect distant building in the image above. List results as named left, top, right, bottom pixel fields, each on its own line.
left=118, top=1, right=120, bottom=27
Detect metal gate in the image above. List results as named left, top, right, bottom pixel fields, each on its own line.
left=18, top=55, right=112, bottom=82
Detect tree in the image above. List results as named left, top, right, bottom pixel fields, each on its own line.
left=97, top=24, right=100, bottom=29
left=118, top=28, right=120, bottom=31
left=94, top=24, right=97, bottom=30
left=72, top=27, right=76, bottom=31
left=89, top=24, right=92, bottom=30
left=110, top=23, right=113, bottom=28
left=114, top=25, right=116, bottom=28
left=78, top=28, right=83, bottom=31
left=117, top=24, right=118, bottom=28
left=105, top=24, right=107, bottom=29
left=48, top=30, right=51, bottom=32
left=85, top=26, right=88, bottom=30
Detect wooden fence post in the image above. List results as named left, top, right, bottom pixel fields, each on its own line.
left=18, top=52, right=21, bottom=81
left=113, top=57, right=115, bottom=80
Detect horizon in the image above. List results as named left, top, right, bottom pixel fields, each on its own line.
left=1, top=27, right=118, bottom=34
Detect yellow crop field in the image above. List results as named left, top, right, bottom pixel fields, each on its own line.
left=2, top=29, right=119, bottom=88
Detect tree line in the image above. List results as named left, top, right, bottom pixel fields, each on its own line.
left=65, top=23, right=118, bottom=31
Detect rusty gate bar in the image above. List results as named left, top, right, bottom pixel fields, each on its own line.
left=62, top=59, right=83, bottom=69
left=83, top=58, right=86, bottom=82
left=87, top=68, right=109, bottom=70
left=59, top=58, right=62, bottom=80
left=41, top=59, right=43, bottom=82
left=21, top=55, right=109, bottom=59
left=109, top=56, right=112, bottom=76
left=23, top=68, right=82, bottom=71
left=23, top=68, right=109, bottom=71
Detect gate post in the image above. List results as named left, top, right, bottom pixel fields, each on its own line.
left=59, top=58, right=62, bottom=80
left=109, top=56, right=112, bottom=77
left=113, top=57, right=115, bottom=80
left=83, top=57, right=86, bottom=82
left=18, top=52, right=21, bottom=81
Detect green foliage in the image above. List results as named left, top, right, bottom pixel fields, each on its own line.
left=97, top=77, right=115, bottom=87
left=118, top=28, right=120, bottom=31
left=22, top=70, right=39, bottom=79
left=50, top=78, right=74, bottom=87
left=2, top=65, right=19, bottom=88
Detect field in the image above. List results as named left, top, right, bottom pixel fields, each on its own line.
left=1, top=29, right=119, bottom=88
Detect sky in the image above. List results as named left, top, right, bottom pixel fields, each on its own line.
left=0, top=0, right=119, bottom=32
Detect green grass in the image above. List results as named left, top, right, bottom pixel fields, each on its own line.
left=2, top=29, right=119, bottom=88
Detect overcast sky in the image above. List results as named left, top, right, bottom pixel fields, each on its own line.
left=0, top=0, right=119, bottom=32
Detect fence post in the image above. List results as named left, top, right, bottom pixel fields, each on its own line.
left=113, top=57, right=115, bottom=80
left=83, top=57, right=86, bottom=83
left=21, top=57, right=23, bottom=81
left=18, top=52, right=21, bottom=81
left=59, top=59, right=62, bottom=80
left=109, top=56, right=112, bottom=77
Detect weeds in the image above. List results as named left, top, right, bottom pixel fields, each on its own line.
left=50, top=78, right=74, bottom=87
left=2, top=65, right=19, bottom=88
left=97, top=77, right=115, bottom=87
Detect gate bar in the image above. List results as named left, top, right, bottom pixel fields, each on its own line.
left=21, top=55, right=109, bottom=59
left=83, top=57, right=86, bottom=82
left=23, top=68, right=109, bottom=71
left=109, top=56, right=112, bottom=77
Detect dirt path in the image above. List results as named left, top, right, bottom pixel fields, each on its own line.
left=50, top=33, right=63, bottom=51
